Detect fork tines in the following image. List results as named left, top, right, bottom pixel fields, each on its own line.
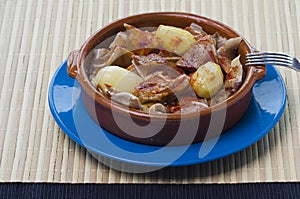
left=245, top=52, right=294, bottom=67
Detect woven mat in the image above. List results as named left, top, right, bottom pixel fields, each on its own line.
left=0, top=0, right=299, bottom=183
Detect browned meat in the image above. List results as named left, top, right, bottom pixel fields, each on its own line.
left=217, top=37, right=242, bottom=73
left=225, top=56, right=244, bottom=92
left=132, top=53, right=182, bottom=78
left=124, top=23, right=162, bottom=50
left=176, top=35, right=218, bottom=72
left=148, top=103, right=169, bottom=114
left=218, top=37, right=242, bottom=59
left=212, top=32, right=227, bottom=49
left=109, top=32, right=128, bottom=49
left=133, top=53, right=168, bottom=65
left=218, top=56, right=232, bottom=74
left=157, top=49, right=180, bottom=58
left=93, top=46, right=133, bottom=68
left=133, top=72, right=192, bottom=104
left=185, top=23, right=207, bottom=40
left=109, top=24, right=162, bottom=51
left=168, top=96, right=208, bottom=113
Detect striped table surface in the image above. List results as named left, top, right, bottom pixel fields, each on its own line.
left=0, top=0, right=299, bottom=183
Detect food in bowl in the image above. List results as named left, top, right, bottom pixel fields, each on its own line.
left=67, top=12, right=266, bottom=145
left=88, top=23, right=244, bottom=114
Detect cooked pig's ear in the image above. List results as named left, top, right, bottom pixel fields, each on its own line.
left=225, top=55, right=244, bottom=92
left=185, top=23, right=208, bottom=38
left=111, top=92, right=142, bottom=109
left=212, top=32, right=227, bottom=49
left=148, top=103, right=169, bottom=114
left=218, top=37, right=242, bottom=59
left=109, top=32, right=128, bottom=49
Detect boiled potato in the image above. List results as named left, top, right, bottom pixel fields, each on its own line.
left=94, top=66, right=143, bottom=93
left=190, top=62, right=224, bottom=98
left=155, top=25, right=196, bottom=56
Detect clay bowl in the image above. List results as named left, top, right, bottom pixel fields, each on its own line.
left=67, top=12, right=266, bottom=146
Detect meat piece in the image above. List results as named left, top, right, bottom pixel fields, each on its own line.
left=104, top=87, right=143, bottom=110
left=109, top=32, right=128, bottom=49
left=157, top=50, right=180, bottom=58
left=225, top=55, right=244, bottom=92
left=148, top=103, right=169, bottom=114
left=93, top=46, right=133, bottom=68
left=212, top=32, right=227, bottom=49
left=92, top=48, right=110, bottom=68
left=132, top=54, right=183, bottom=78
left=168, top=96, right=208, bottom=113
left=208, top=88, right=231, bottom=106
left=108, top=24, right=162, bottom=51
left=185, top=23, right=207, bottom=40
left=124, top=23, right=162, bottom=51
left=94, top=48, right=110, bottom=60
left=105, top=46, right=133, bottom=67
left=218, top=56, right=232, bottom=74
left=133, top=72, right=192, bottom=104
left=217, top=37, right=242, bottom=73
left=218, top=37, right=243, bottom=59
left=176, top=35, right=218, bottom=72
left=133, top=53, right=168, bottom=65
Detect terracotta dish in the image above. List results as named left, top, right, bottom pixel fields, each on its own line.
left=67, top=12, right=266, bottom=146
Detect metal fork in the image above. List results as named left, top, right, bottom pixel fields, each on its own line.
left=245, top=52, right=300, bottom=72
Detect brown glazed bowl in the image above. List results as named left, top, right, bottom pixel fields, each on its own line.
left=67, top=12, right=266, bottom=146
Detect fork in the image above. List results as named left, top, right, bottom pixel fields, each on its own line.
left=245, top=52, right=300, bottom=72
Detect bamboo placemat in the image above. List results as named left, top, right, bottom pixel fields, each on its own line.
left=0, top=0, right=299, bottom=183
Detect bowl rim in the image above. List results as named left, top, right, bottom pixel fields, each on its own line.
left=70, top=11, right=266, bottom=121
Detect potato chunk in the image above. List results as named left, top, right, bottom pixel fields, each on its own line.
left=190, top=62, right=224, bottom=98
left=155, top=25, right=196, bottom=56
left=95, top=66, right=143, bottom=93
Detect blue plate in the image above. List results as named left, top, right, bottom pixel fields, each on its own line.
left=48, top=61, right=286, bottom=167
